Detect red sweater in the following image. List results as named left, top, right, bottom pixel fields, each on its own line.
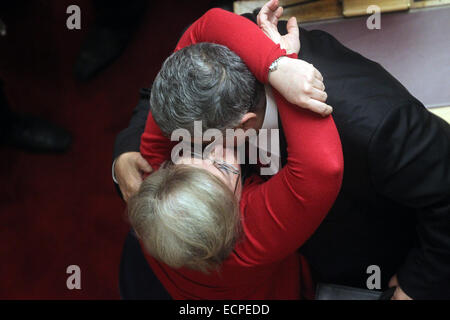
left=139, top=9, right=344, bottom=299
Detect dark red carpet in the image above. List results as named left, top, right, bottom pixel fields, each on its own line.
left=0, top=0, right=211, bottom=299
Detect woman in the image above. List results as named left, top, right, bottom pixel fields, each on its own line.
left=127, top=3, right=343, bottom=299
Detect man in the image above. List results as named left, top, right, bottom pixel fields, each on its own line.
left=113, top=1, right=450, bottom=299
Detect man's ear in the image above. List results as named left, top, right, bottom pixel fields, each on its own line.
left=238, top=112, right=258, bottom=130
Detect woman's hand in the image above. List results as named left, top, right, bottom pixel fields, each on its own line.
left=258, top=0, right=332, bottom=116
left=268, top=57, right=331, bottom=116
left=257, top=0, right=300, bottom=55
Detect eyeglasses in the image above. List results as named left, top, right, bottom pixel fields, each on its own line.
left=191, top=151, right=241, bottom=194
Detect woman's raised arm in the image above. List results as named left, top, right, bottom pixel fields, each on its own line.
left=232, top=73, right=344, bottom=265
left=175, top=8, right=286, bottom=84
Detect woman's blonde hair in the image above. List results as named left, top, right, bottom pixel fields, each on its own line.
left=128, top=163, right=241, bottom=273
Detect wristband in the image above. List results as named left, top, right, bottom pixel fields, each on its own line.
left=268, top=56, right=286, bottom=73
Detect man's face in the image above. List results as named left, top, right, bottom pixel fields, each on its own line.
left=176, top=145, right=243, bottom=201
left=189, top=87, right=267, bottom=149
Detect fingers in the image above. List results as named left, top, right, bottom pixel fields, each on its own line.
left=136, top=154, right=152, bottom=173
left=124, top=167, right=145, bottom=202
left=270, top=6, right=283, bottom=25
left=309, top=87, right=328, bottom=103
left=286, top=16, right=299, bottom=39
left=267, top=0, right=279, bottom=11
left=312, top=77, right=325, bottom=91
left=309, top=64, right=325, bottom=92
left=257, top=8, right=262, bottom=26
left=258, top=0, right=280, bottom=27
left=314, top=68, right=323, bottom=81
left=258, top=0, right=272, bottom=23
left=121, top=178, right=142, bottom=203
left=269, top=57, right=331, bottom=116
left=301, top=98, right=333, bottom=117
left=115, top=152, right=148, bottom=202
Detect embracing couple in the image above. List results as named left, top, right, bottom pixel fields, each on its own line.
left=113, top=0, right=450, bottom=300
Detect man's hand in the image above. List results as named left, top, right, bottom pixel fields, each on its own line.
left=258, top=0, right=332, bottom=116
left=389, top=274, right=413, bottom=300
left=257, top=0, right=300, bottom=55
left=114, top=152, right=152, bottom=202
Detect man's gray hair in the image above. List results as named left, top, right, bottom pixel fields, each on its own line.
left=150, top=42, right=263, bottom=136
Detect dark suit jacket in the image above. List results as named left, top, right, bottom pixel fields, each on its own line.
left=113, top=19, right=450, bottom=299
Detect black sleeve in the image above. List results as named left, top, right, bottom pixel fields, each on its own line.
left=112, top=88, right=151, bottom=198
left=113, top=88, right=151, bottom=161
left=368, top=99, right=450, bottom=299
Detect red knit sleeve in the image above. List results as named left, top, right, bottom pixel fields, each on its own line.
left=232, top=61, right=344, bottom=265
left=175, top=8, right=286, bottom=83
left=140, top=113, right=175, bottom=170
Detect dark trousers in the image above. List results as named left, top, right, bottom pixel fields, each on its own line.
left=119, top=231, right=171, bottom=300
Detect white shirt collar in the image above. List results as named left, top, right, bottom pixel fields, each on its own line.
left=255, top=85, right=281, bottom=175
left=261, top=85, right=279, bottom=131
